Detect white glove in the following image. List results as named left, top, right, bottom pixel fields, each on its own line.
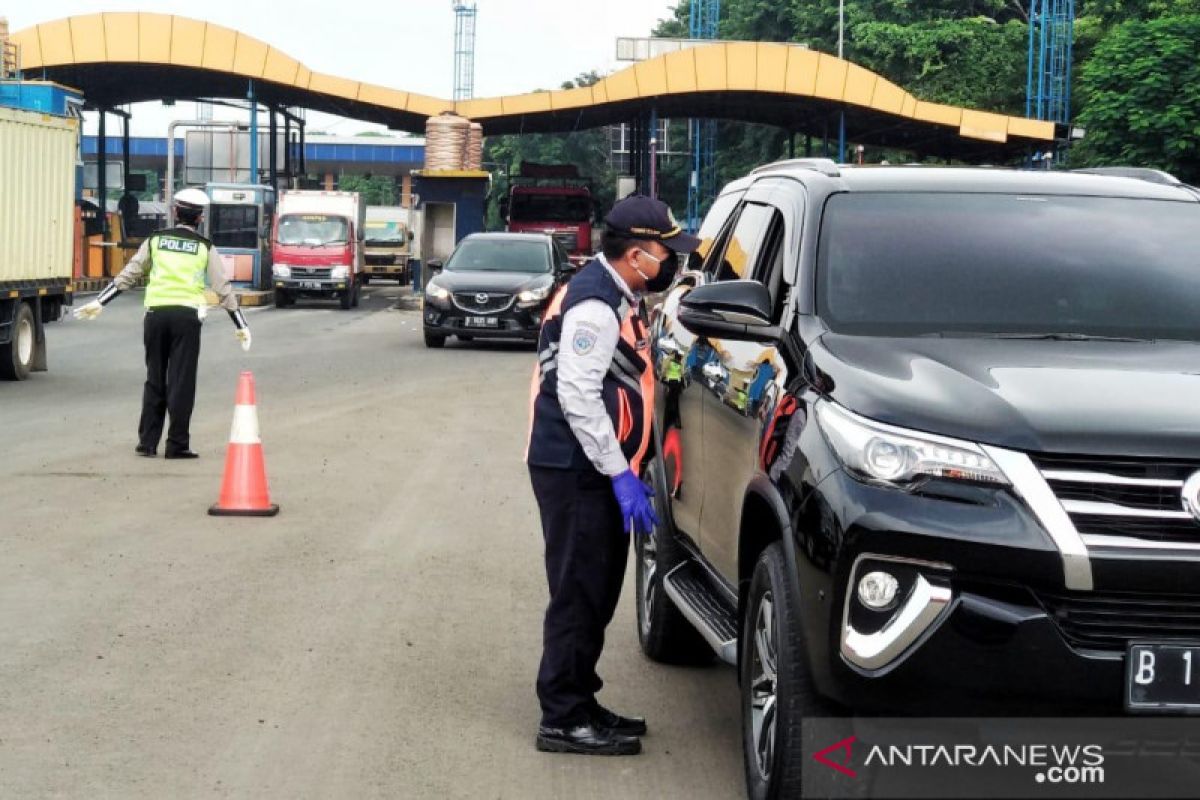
left=73, top=300, right=104, bottom=321
left=236, top=327, right=252, bottom=352
left=196, top=305, right=209, bottom=322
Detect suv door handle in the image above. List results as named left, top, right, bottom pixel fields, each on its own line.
left=702, top=362, right=727, bottom=383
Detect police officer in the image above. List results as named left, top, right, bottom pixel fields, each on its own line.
left=527, top=195, right=699, bottom=756
left=74, top=188, right=251, bottom=459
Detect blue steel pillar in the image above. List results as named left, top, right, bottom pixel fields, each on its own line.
left=248, top=80, right=258, bottom=182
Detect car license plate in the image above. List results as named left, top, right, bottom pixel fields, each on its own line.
left=465, top=316, right=498, bottom=328
left=1127, top=644, right=1200, bottom=711
left=300, top=281, right=322, bottom=290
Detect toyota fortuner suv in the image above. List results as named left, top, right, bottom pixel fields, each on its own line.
left=635, top=160, right=1200, bottom=799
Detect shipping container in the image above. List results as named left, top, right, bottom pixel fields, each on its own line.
left=0, top=103, right=77, bottom=379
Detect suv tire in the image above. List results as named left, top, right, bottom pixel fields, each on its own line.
left=741, top=542, right=840, bottom=800
left=634, top=456, right=711, bottom=664
left=423, top=330, right=446, bottom=349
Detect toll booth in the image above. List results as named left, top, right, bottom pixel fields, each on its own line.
left=411, top=170, right=489, bottom=290
left=204, top=183, right=276, bottom=290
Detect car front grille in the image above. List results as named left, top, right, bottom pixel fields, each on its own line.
left=1038, top=589, right=1200, bottom=651
left=1032, top=454, right=1200, bottom=546
left=452, top=292, right=514, bottom=314
left=290, top=267, right=332, bottom=279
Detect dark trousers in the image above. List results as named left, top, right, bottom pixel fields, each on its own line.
left=529, top=465, right=629, bottom=728
left=139, top=306, right=202, bottom=454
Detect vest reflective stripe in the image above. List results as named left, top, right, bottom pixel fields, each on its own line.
left=144, top=231, right=210, bottom=308
left=526, top=262, right=655, bottom=476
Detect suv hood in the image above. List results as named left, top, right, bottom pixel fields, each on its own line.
left=811, top=334, right=1200, bottom=458
left=433, top=270, right=552, bottom=293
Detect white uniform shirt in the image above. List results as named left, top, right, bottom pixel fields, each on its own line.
left=556, top=255, right=638, bottom=477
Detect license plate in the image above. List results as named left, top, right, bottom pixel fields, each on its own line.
left=465, top=316, right=498, bottom=328
left=300, top=281, right=323, bottom=289
left=1127, top=644, right=1200, bottom=711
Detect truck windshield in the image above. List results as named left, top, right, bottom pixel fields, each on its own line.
left=510, top=193, right=591, bottom=223
left=816, top=192, right=1200, bottom=342
left=365, top=221, right=408, bottom=244
left=278, top=214, right=349, bottom=246
left=447, top=239, right=551, bottom=273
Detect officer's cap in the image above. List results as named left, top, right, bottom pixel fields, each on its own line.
left=604, top=195, right=700, bottom=254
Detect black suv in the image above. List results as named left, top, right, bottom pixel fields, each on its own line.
left=422, top=232, right=575, bottom=347
left=636, top=161, right=1200, bottom=799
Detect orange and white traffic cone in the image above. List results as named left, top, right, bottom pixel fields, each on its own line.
left=208, top=371, right=279, bottom=517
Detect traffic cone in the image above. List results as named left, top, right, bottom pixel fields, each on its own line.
left=208, top=371, right=279, bottom=517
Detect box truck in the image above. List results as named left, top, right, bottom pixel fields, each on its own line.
left=0, top=103, right=76, bottom=379
left=271, top=190, right=365, bottom=310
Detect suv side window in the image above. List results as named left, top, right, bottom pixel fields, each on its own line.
left=687, top=191, right=744, bottom=272
left=752, top=215, right=788, bottom=321
left=707, top=202, right=774, bottom=283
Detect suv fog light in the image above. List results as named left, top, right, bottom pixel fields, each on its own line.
left=857, top=571, right=900, bottom=610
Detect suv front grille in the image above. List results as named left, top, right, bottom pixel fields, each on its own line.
left=452, top=292, right=513, bottom=314
left=1038, top=590, right=1200, bottom=651
left=1032, top=454, right=1200, bottom=546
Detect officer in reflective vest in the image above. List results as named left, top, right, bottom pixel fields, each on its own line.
left=74, top=188, right=251, bottom=459
left=526, top=195, right=699, bottom=756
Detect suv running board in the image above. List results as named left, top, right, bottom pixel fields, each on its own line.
left=663, top=562, right=739, bottom=665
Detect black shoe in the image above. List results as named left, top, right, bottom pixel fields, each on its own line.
left=164, top=450, right=199, bottom=460
left=535, top=723, right=641, bottom=756
left=135, top=445, right=157, bottom=458
left=591, top=705, right=648, bottom=737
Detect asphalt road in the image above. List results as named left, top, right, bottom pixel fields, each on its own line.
left=0, top=284, right=743, bottom=799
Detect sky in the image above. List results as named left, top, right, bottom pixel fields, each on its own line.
left=8, top=0, right=681, bottom=136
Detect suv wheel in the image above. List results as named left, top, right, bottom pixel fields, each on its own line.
left=741, top=542, right=837, bottom=800
left=423, top=330, right=446, bottom=349
left=634, top=456, right=711, bottom=663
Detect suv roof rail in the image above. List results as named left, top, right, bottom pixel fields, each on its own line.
left=1072, top=167, right=1182, bottom=186
left=751, top=158, right=841, bottom=178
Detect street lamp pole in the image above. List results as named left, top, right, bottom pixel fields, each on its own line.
left=837, top=0, right=846, bottom=163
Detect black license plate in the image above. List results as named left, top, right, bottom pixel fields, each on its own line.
left=300, top=281, right=323, bottom=290
left=1127, top=644, right=1200, bottom=711
left=465, top=316, right=498, bottom=328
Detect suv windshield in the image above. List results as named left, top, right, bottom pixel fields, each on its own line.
left=278, top=214, right=348, bottom=246
left=447, top=239, right=551, bottom=273
left=817, top=192, right=1200, bottom=341
left=509, top=193, right=591, bottom=223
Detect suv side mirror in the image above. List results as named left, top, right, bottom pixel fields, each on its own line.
left=678, top=280, right=780, bottom=341
left=427, top=259, right=444, bottom=273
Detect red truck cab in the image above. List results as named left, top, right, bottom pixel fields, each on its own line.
left=504, top=164, right=595, bottom=266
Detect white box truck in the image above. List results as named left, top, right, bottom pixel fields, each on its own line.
left=271, top=190, right=366, bottom=310
left=0, top=104, right=76, bottom=379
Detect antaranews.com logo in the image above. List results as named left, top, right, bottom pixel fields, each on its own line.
left=812, top=734, right=1106, bottom=787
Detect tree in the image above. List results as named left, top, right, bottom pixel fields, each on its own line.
left=1072, top=13, right=1200, bottom=182
left=338, top=174, right=398, bottom=205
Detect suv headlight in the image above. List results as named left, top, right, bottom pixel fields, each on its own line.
left=815, top=401, right=1009, bottom=487
left=330, top=265, right=350, bottom=280
left=425, top=282, right=451, bottom=305
left=273, top=264, right=291, bottom=278
left=517, top=284, right=553, bottom=307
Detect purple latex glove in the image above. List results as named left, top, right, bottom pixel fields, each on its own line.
left=611, top=469, right=659, bottom=535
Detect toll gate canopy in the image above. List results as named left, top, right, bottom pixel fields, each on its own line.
left=12, top=12, right=1056, bottom=159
